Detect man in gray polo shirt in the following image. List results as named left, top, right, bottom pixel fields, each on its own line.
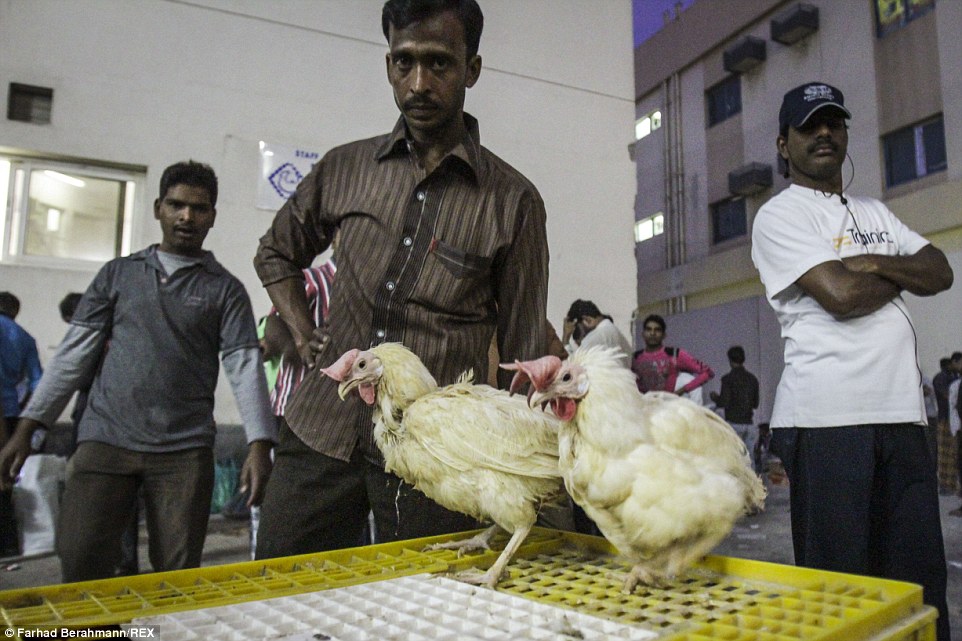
left=0, top=161, right=275, bottom=582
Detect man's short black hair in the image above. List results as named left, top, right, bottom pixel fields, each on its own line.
left=382, top=0, right=484, bottom=58
left=940, top=357, right=952, bottom=368
left=642, top=314, right=666, bottom=332
left=952, top=351, right=962, bottom=362
left=59, top=292, right=83, bottom=322
left=158, top=160, right=218, bottom=207
left=727, top=345, right=745, bottom=365
left=566, top=299, right=602, bottom=322
left=0, top=291, right=20, bottom=319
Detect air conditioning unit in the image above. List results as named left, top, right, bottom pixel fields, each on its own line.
left=771, top=3, right=819, bottom=45
left=723, top=36, right=767, bottom=74
left=728, top=162, right=773, bottom=196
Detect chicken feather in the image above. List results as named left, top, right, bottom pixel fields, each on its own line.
left=506, top=345, right=766, bottom=591
left=322, top=343, right=564, bottom=588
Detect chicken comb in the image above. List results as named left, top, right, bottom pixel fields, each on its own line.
left=501, top=355, right=562, bottom=393
left=320, top=348, right=360, bottom=382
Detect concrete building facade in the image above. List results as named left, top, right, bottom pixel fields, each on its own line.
left=632, top=0, right=962, bottom=421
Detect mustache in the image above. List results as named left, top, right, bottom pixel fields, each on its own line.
left=403, top=99, right=438, bottom=111
left=807, top=139, right=838, bottom=153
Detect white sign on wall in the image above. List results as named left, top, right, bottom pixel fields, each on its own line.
left=256, top=141, right=321, bottom=211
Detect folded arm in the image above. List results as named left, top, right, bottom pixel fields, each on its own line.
left=799, top=245, right=952, bottom=318
left=843, top=244, right=952, bottom=296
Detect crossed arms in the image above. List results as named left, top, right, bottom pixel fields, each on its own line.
left=798, top=244, right=953, bottom=318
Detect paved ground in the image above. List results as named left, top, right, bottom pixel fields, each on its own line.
left=2, top=480, right=961, bottom=638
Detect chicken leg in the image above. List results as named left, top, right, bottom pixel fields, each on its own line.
left=425, top=524, right=501, bottom=557
left=456, top=522, right=532, bottom=589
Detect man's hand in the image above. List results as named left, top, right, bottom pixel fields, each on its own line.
left=0, top=418, right=42, bottom=491
left=265, top=277, right=319, bottom=368
left=843, top=244, right=952, bottom=297
left=561, top=317, right=577, bottom=344
left=239, top=440, right=273, bottom=508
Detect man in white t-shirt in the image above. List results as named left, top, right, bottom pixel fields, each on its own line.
left=752, top=82, right=953, bottom=641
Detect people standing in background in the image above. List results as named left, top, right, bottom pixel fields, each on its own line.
left=561, top=299, right=632, bottom=367
left=921, top=372, right=939, bottom=470
left=257, top=315, right=286, bottom=396
left=710, top=346, right=760, bottom=472
left=752, top=81, right=952, bottom=640
left=934, top=354, right=961, bottom=495
left=252, top=0, right=550, bottom=560
left=0, top=161, right=276, bottom=582
left=948, top=373, right=962, bottom=517
left=631, top=314, right=713, bottom=395
left=0, top=292, right=43, bottom=557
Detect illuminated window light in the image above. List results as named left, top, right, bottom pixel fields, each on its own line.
left=47, top=207, right=61, bottom=232
left=635, top=110, right=663, bottom=141
left=635, top=117, right=651, bottom=140
left=634, top=212, right=664, bottom=242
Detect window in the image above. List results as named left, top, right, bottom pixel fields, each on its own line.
left=635, top=110, right=662, bottom=141
left=7, top=83, right=53, bottom=124
left=711, top=198, right=746, bottom=244
left=875, top=0, right=935, bottom=37
left=635, top=212, right=664, bottom=243
left=0, top=155, right=143, bottom=266
left=882, top=115, right=946, bottom=187
left=705, top=76, right=742, bottom=127
left=706, top=76, right=741, bottom=127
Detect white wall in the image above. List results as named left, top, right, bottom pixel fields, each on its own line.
left=0, top=0, right=636, bottom=424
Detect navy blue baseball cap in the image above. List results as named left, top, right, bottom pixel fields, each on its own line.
left=779, top=82, right=851, bottom=134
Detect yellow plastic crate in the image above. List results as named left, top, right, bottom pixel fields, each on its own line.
left=0, top=528, right=936, bottom=640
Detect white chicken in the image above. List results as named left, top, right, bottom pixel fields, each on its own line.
left=321, top=343, right=565, bottom=588
left=504, top=346, right=766, bottom=592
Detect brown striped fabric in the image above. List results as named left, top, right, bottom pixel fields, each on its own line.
left=254, top=114, right=549, bottom=465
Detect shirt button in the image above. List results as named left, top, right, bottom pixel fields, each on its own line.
left=403, top=237, right=413, bottom=247
left=376, top=329, right=385, bottom=338
left=160, top=278, right=167, bottom=284
left=416, top=191, right=425, bottom=202
left=386, top=281, right=395, bottom=291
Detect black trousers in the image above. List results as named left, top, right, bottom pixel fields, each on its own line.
left=1, top=417, right=19, bottom=556
left=772, top=424, right=950, bottom=641
left=255, top=420, right=481, bottom=560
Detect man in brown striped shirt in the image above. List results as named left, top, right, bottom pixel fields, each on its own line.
left=252, top=0, right=550, bottom=558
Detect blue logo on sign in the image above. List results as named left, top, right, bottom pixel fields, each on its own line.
left=268, top=163, right=303, bottom=199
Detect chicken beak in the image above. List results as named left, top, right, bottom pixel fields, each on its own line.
left=528, top=389, right=551, bottom=412
left=337, top=378, right=362, bottom=401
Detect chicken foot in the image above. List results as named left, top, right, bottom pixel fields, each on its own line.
left=425, top=524, right=501, bottom=557
left=455, top=522, right=533, bottom=589
left=622, top=564, right=669, bottom=593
